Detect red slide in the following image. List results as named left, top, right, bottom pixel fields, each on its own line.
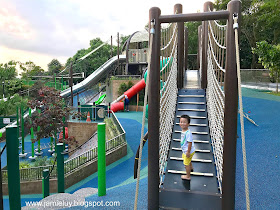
left=59, top=127, right=68, bottom=140
left=111, top=79, right=146, bottom=112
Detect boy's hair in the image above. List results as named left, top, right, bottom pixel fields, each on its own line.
left=180, top=115, right=191, bottom=124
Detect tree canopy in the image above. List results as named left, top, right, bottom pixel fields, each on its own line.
left=185, top=21, right=201, bottom=69
left=47, top=59, right=63, bottom=75
left=20, top=61, right=45, bottom=80
left=214, top=0, right=280, bottom=68
left=253, top=41, right=280, bottom=92
left=0, top=61, right=17, bottom=81
left=25, top=87, right=79, bottom=148
left=65, top=38, right=118, bottom=77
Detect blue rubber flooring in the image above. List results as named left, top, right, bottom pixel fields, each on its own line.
left=235, top=95, right=280, bottom=209
left=2, top=90, right=280, bottom=209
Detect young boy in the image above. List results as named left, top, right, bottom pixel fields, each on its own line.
left=124, top=95, right=129, bottom=112
left=179, top=115, right=195, bottom=180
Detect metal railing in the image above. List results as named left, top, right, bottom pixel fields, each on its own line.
left=240, top=69, right=271, bottom=83
left=128, top=48, right=149, bottom=63
left=1, top=111, right=126, bottom=182
left=22, top=80, right=69, bottom=90
left=112, top=75, right=142, bottom=79
left=1, top=165, right=57, bottom=182
left=64, top=132, right=125, bottom=175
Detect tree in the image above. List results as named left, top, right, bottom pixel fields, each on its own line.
left=5, top=79, right=27, bottom=97
left=120, top=35, right=130, bottom=48
left=185, top=21, right=202, bottom=69
left=214, top=0, right=280, bottom=68
left=0, top=61, right=17, bottom=81
left=253, top=41, right=280, bottom=92
left=65, top=38, right=118, bottom=78
left=47, top=59, right=63, bottom=75
left=25, top=87, right=79, bottom=149
left=0, top=94, right=28, bottom=116
left=20, top=61, right=45, bottom=79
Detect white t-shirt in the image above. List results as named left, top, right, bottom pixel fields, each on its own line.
left=181, top=130, right=195, bottom=154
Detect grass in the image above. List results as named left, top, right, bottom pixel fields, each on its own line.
left=268, top=91, right=280, bottom=96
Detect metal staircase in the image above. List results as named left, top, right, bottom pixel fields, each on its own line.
left=159, top=88, right=222, bottom=209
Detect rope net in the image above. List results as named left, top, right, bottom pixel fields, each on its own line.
left=206, top=18, right=227, bottom=193
left=159, top=23, right=178, bottom=186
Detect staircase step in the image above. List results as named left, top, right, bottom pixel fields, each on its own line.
left=170, top=157, right=212, bottom=163
left=176, top=123, right=207, bottom=126
left=172, top=147, right=211, bottom=153
left=173, top=139, right=209, bottom=144
left=174, top=130, right=208, bottom=135
left=179, top=95, right=204, bottom=98
left=177, top=108, right=205, bottom=112
left=176, top=115, right=206, bottom=119
left=168, top=169, right=214, bottom=177
left=178, top=101, right=205, bottom=105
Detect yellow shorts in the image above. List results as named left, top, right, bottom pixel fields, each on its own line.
left=182, top=152, right=195, bottom=166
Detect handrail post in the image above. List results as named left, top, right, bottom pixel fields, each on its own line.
left=6, top=126, right=21, bottom=210
left=184, top=27, right=188, bottom=71
left=148, top=7, right=161, bottom=210
left=223, top=0, right=241, bottom=209
left=42, top=169, right=50, bottom=198
left=174, top=4, right=184, bottom=89
left=98, top=123, right=106, bottom=196
left=201, top=1, right=214, bottom=89
left=57, top=143, right=64, bottom=193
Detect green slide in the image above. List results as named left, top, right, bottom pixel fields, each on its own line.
left=95, top=94, right=106, bottom=105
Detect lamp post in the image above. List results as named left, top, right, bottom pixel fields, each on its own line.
left=2, top=81, right=4, bottom=99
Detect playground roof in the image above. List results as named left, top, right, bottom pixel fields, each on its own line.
left=130, top=30, right=149, bottom=43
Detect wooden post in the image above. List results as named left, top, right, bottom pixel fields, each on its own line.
left=136, top=92, right=139, bottom=112
left=174, top=4, right=184, bottom=89
left=148, top=7, right=161, bottom=209
left=201, top=1, right=214, bottom=89
left=111, top=35, right=113, bottom=58
left=223, top=1, right=241, bottom=209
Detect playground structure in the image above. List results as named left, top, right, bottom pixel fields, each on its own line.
left=0, top=0, right=256, bottom=209
left=136, top=1, right=243, bottom=209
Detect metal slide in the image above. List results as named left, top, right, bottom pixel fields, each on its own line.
left=60, top=55, right=126, bottom=98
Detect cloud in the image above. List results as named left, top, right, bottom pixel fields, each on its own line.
left=0, top=0, right=209, bottom=68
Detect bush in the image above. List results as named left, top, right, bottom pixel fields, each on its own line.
left=104, top=118, right=120, bottom=140
left=19, top=161, right=31, bottom=169
left=32, top=156, right=49, bottom=167
left=0, top=94, right=28, bottom=116
left=118, top=81, right=134, bottom=96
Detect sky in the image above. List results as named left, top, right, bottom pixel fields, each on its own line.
left=0, top=0, right=211, bottom=71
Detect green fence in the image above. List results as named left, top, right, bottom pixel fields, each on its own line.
left=1, top=111, right=126, bottom=182
left=22, top=80, right=69, bottom=90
